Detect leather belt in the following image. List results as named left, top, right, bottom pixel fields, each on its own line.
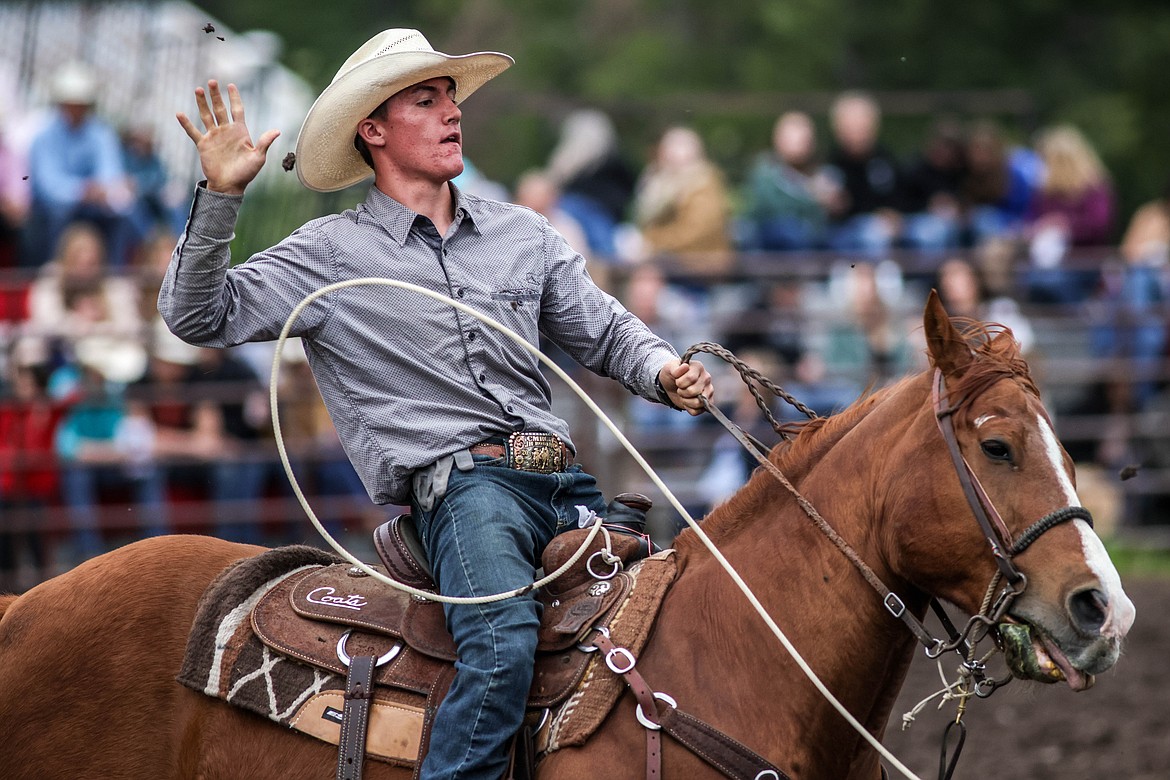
left=469, top=431, right=573, bottom=474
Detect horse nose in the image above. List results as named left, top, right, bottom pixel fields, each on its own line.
left=1068, top=587, right=1108, bottom=636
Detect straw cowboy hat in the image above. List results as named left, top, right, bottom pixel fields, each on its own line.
left=295, top=28, right=513, bottom=193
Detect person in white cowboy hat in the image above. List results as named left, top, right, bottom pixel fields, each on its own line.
left=161, top=28, right=713, bottom=778
left=24, top=61, right=135, bottom=267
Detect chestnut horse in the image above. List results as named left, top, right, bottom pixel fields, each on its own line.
left=0, top=294, right=1135, bottom=779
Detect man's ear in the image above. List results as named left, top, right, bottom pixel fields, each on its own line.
left=356, top=118, right=387, bottom=150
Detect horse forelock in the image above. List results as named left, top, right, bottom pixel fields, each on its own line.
left=935, top=319, right=1039, bottom=413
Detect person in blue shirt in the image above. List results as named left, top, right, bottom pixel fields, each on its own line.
left=24, top=61, right=135, bottom=267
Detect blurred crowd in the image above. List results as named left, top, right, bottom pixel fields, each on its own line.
left=4, top=65, right=1170, bottom=589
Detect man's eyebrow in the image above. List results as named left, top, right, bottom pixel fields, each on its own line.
left=409, top=80, right=457, bottom=97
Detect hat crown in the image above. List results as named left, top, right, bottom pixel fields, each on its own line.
left=333, top=29, right=436, bottom=83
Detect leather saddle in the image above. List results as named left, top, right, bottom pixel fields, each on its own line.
left=252, top=515, right=648, bottom=701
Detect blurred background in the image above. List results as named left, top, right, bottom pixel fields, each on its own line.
left=3, top=0, right=1170, bottom=589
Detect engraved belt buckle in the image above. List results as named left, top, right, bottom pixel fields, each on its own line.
left=507, top=431, right=566, bottom=474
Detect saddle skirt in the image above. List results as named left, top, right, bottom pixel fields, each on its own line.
left=178, top=531, right=677, bottom=769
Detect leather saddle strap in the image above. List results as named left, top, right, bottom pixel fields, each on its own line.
left=337, top=654, right=376, bottom=780
left=590, top=633, right=783, bottom=780
left=657, top=708, right=790, bottom=780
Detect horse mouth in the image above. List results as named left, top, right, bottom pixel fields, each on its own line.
left=997, top=621, right=1094, bottom=692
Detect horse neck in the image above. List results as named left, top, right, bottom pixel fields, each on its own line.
left=664, top=377, right=933, bottom=771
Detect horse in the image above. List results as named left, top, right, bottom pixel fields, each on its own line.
left=0, top=292, right=1135, bottom=779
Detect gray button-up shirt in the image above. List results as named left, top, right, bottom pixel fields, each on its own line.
left=159, top=183, right=678, bottom=504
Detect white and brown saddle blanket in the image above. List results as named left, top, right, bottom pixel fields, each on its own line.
left=177, top=533, right=677, bottom=770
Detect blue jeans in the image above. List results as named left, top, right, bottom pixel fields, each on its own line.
left=410, top=454, right=607, bottom=780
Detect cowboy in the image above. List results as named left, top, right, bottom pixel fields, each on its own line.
left=160, top=28, right=713, bottom=779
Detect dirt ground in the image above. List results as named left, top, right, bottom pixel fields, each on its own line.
left=880, top=576, right=1167, bottom=780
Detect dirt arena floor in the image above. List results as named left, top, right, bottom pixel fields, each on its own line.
left=880, top=576, right=1167, bottom=780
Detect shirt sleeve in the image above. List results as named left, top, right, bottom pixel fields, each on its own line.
left=537, top=221, right=678, bottom=404
left=157, top=183, right=338, bottom=348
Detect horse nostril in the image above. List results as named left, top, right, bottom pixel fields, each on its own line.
left=1069, top=588, right=1108, bottom=635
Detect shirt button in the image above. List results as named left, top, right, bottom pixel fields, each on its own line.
left=478, top=373, right=486, bottom=383
left=456, top=288, right=465, bottom=298
left=506, top=405, right=514, bottom=413
left=467, top=331, right=476, bottom=340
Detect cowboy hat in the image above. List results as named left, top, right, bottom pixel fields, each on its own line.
left=50, top=61, right=97, bottom=106
left=295, top=29, right=513, bottom=193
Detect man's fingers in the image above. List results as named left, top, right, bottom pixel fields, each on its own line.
left=227, top=83, right=246, bottom=124
left=194, top=86, right=215, bottom=129
left=208, top=80, right=230, bottom=125
left=256, top=129, right=281, bottom=155
left=176, top=113, right=202, bottom=143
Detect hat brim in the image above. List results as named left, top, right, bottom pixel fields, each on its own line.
left=295, top=51, right=513, bottom=193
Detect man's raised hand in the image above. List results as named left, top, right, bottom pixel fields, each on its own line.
left=177, top=80, right=280, bottom=196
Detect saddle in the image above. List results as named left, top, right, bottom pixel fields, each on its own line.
left=245, top=496, right=655, bottom=777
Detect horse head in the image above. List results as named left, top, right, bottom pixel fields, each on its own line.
left=909, top=290, right=1135, bottom=692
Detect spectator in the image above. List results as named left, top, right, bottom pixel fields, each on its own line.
left=546, top=108, right=637, bottom=260
left=621, top=263, right=706, bottom=432
left=935, top=256, right=1035, bottom=354
left=1119, top=178, right=1170, bottom=267
left=53, top=348, right=167, bottom=563
left=513, top=169, right=590, bottom=259
left=961, top=119, right=1042, bottom=245
left=739, top=110, right=836, bottom=251
left=120, top=125, right=184, bottom=246
left=822, top=91, right=903, bottom=257
left=1024, top=124, right=1116, bottom=305
left=125, top=322, right=222, bottom=525
left=815, top=261, right=915, bottom=390
left=24, top=61, right=135, bottom=267
left=632, top=126, right=733, bottom=273
left=131, top=228, right=179, bottom=322
left=1086, top=180, right=1170, bottom=417
left=24, top=222, right=146, bottom=384
left=192, top=342, right=273, bottom=545
left=898, top=118, right=966, bottom=254
left=0, top=120, right=29, bottom=266
left=0, top=345, right=63, bottom=590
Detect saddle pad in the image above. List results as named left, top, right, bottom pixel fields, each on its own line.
left=178, top=547, right=430, bottom=767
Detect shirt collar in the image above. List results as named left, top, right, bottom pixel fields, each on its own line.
left=362, top=182, right=483, bottom=245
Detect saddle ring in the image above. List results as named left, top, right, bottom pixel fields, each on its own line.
left=335, top=629, right=402, bottom=668
left=586, top=550, right=621, bottom=580
left=576, top=625, right=610, bottom=653
left=634, top=691, right=677, bottom=730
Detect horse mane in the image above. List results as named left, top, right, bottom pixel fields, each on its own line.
left=674, top=317, right=1037, bottom=555
left=674, top=378, right=902, bottom=554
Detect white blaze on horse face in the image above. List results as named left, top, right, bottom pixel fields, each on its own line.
left=1036, top=414, right=1136, bottom=639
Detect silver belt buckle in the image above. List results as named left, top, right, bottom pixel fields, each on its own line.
left=507, top=431, right=566, bottom=474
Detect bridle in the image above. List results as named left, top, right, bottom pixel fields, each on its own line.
left=683, top=343, right=1093, bottom=683
left=930, top=367, right=1094, bottom=656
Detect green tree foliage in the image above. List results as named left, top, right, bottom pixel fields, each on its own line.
left=202, top=0, right=1170, bottom=223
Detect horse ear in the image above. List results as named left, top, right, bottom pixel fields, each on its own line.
left=923, top=289, right=973, bottom=376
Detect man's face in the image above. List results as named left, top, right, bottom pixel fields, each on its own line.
left=371, top=76, right=464, bottom=184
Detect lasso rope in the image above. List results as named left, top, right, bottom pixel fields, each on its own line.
left=269, top=277, right=923, bottom=780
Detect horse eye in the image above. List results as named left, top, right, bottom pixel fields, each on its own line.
left=980, top=439, right=1012, bottom=462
